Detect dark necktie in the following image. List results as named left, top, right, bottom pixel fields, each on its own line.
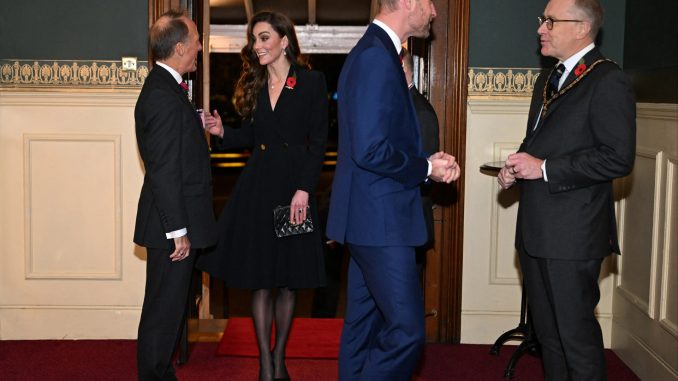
left=549, top=63, right=565, bottom=97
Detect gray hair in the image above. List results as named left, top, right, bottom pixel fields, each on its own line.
left=149, top=9, right=189, bottom=61
left=574, top=0, right=604, bottom=39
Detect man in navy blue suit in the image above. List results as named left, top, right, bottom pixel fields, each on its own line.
left=327, top=1, right=460, bottom=379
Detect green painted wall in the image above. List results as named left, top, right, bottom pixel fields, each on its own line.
left=0, top=0, right=148, bottom=60
left=623, top=0, right=678, bottom=102
left=469, top=0, right=627, bottom=68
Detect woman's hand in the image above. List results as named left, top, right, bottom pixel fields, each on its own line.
left=289, top=190, right=309, bottom=225
left=204, top=109, right=224, bottom=138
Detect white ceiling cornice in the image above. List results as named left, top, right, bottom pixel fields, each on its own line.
left=210, top=24, right=367, bottom=54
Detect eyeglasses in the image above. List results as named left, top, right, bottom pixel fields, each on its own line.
left=538, top=16, right=584, bottom=30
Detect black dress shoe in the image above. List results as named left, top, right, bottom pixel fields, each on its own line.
left=273, top=378, right=290, bottom=381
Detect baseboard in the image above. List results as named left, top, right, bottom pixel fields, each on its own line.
left=461, top=310, right=613, bottom=347
left=0, top=306, right=141, bottom=339
left=612, top=319, right=678, bottom=381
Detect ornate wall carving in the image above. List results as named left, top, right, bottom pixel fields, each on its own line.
left=0, top=60, right=543, bottom=97
left=468, top=67, right=541, bottom=97
left=0, top=60, right=149, bottom=89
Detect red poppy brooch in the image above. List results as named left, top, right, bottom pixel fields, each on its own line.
left=574, top=58, right=587, bottom=76
left=285, top=73, right=297, bottom=90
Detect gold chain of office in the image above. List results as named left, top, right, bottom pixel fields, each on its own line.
left=541, top=58, right=614, bottom=116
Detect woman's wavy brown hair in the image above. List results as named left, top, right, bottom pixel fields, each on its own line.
left=234, top=11, right=307, bottom=119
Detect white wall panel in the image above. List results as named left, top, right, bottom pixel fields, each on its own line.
left=660, top=158, right=678, bottom=337
left=618, top=150, right=660, bottom=317
left=24, top=134, right=121, bottom=279
left=0, top=90, right=145, bottom=339
left=613, top=103, right=678, bottom=381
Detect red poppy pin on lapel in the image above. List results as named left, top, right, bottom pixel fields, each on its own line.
left=574, top=58, right=587, bottom=76
left=285, top=75, right=297, bottom=90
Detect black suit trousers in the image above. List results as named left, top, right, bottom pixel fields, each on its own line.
left=137, top=247, right=195, bottom=381
left=519, top=250, right=607, bottom=381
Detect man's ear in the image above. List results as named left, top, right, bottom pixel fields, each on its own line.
left=175, top=41, right=185, bottom=57
left=577, top=21, right=592, bottom=40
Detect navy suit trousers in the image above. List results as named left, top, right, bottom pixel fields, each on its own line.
left=339, top=244, right=425, bottom=381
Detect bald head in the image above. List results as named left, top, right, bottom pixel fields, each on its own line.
left=150, top=9, right=189, bottom=61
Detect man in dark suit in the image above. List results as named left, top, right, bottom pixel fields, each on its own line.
left=327, top=1, right=460, bottom=379
left=134, top=9, right=217, bottom=380
left=498, top=0, right=635, bottom=379
left=402, top=47, right=440, bottom=266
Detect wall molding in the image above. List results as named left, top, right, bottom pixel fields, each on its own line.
left=659, top=155, right=678, bottom=338
left=613, top=319, right=678, bottom=380
left=0, top=306, right=141, bottom=340
left=468, top=67, right=541, bottom=97
left=617, top=148, right=662, bottom=319
left=210, top=24, right=367, bottom=54
left=467, top=97, right=531, bottom=114
left=1, top=61, right=545, bottom=96
left=0, top=305, right=141, bottom=311
left=0, top=59, right=148, bottom=89
left=23, top=134, right=123, bottom=280
left=636, top=103, right=678, bottom=121
left=489, top=142, right=521, bottom=285
left=462, top=310, right=613, bottom=345
left=0, top=90, right=140, bottom=106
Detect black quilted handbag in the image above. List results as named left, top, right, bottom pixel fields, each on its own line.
left=273, top=205, right=314, bottom=238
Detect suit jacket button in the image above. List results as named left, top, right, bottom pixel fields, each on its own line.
left=283, top=142, right=288, bottom=149
left=260, top=144, right=266, bottom=151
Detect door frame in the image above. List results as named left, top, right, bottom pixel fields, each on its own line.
left=148, top=0, right=470, bottom=343
left=425, top=0, right=469, bottom=343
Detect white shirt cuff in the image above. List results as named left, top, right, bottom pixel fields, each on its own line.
left=166, top=228, right=187, bottom=239
left=426, top=159, right=432, bottom=179
left=541, top=160, right=548, bottom=182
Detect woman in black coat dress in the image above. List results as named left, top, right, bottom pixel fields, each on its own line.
left=198, top=11, right=328, bottom=381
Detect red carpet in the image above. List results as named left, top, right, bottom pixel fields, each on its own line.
left=0, top=340, right=640, bottom=380
left=216, top=317, right=343, bottom=359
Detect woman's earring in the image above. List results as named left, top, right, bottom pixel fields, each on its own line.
left=283, top=49, right=287, bottom=56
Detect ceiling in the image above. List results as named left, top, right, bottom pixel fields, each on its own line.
left=209, top=0, right=377, bottom=26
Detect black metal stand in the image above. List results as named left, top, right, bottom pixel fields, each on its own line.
left=490, top=282, right=540, bottom=379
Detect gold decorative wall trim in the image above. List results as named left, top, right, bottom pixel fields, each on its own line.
left=0, top=59, right=149, bottom=89
left=468, top=67, right=542, bottom=97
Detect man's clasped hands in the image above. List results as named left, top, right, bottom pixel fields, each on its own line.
left=429, top=152, right=461, bottom=184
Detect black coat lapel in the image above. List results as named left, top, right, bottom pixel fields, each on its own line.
left=561, top=47, right=604, bottom=89
left=539, top=48, right=608, bottom=120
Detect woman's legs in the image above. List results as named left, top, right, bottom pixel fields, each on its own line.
left=252, top=289, right=274, bottom=381
left=272, top=287, right=296, bottom=379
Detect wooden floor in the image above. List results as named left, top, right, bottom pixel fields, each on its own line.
left=188, top=318, right=228, bottom=343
